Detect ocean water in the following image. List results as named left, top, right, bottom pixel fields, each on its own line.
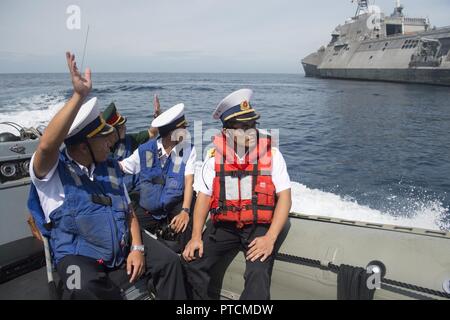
left=1, top=73, right=449, bottom=231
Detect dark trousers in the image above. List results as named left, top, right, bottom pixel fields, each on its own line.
left=183, top=222, right=286, bottom=300
left=56, top=232, right=187, bottom=300
left=134, top=196, right=195, bottom=253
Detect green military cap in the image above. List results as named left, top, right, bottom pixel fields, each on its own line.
left=103, top=102, right=127, bottom=127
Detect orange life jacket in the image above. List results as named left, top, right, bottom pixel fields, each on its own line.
left=210, top=131, right=276, bottom=228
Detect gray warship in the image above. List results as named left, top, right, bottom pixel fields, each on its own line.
left=1, top=122, right=450, bottom=300
left=302, top=0, right=450, bottom=86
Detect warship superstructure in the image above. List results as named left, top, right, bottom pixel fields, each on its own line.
left=302, top=0, right=450, bottom=86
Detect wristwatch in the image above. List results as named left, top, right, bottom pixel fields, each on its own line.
left=130, top=244, right=145, bottom=254
left=182, top=208, right=191, bottom=214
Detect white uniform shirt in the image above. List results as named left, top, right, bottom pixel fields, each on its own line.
left=194, top=147, right=291, bottom=197
left=120, top=138, right=197, bottom=176
left=30, top=150, right=130, bottom=223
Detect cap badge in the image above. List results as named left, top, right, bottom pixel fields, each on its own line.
left=240, top=100, right=250, bottom=111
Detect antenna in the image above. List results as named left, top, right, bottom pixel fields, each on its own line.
left=353, top=0, right=369, bottom=16
left=80, top=24, right=90, bottom=72
left=392, top=0, right=404, bottom=17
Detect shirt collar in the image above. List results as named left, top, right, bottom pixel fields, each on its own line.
left=157, top=138, right=181, bottom=158
left=65, top=149, right=96, bottom=179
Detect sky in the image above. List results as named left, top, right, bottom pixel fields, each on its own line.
left=1, top=0, right=449, bottom=73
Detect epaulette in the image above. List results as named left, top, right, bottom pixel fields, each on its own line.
left=207, top=148, right=216, bottom=158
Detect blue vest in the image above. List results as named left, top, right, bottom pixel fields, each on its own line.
left=27, top=151, right=130, bottom=268
left=113, top=135, right=138, bottom=192
left=138, top=139, right=192, bottom=219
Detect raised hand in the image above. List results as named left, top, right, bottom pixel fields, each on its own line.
left=153, top=94, right=162, bottom=119
left=66, top=51, right=92, bottom=98
left=148, top=94, right=161, bottom=139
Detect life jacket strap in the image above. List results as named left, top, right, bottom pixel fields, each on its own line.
left=151, top=176, right=165, bottom=185
left=44, top=221, right=54, bottom=231
left=249, top=141, right=259, bottom=237
left=215, top=169, right=263, bottom=178
left=218, top=160, right=226, bottom=209
left=91, top=194, right=112, bottom=207
left=210, top=204, right=275, bottom=214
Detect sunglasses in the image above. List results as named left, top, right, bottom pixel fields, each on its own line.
left=226, top=121, right=258, bottom=131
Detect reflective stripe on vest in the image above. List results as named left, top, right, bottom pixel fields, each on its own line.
left=66, top=163, right=82, bottom=187
left=107, top=166, right=120, bottom=190
left=115, top=142, right=126, bottom=159
left=113, top=135, right=138, bottom=192
left=113, top=135, right=133, bottom=161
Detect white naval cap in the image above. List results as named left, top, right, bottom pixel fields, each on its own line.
left=152, top=103, right=188, bottom=136
left=213, top=88, right=260, bottom=124
left=64, top=97, right=114, bottom=145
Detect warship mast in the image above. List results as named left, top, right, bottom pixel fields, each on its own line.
left=353, top=0, right=369, bottom=17
left=392, top=0, right=404, bottom=17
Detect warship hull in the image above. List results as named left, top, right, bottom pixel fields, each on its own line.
left=302, top=2, right=450, bottom=86
left=304, top=67, right=450, bottom=86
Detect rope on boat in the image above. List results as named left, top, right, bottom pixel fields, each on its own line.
left=275, top=252, right=450, bottom=299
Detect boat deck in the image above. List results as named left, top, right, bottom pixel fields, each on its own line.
left=0, top=267, right=50, bottom=300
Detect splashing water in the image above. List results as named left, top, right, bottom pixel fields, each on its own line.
left=192, top=162, right=448, bottom=231
left=0, top=94, right=65, bottom=133
left=290, top=182, right=449, bottom=231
